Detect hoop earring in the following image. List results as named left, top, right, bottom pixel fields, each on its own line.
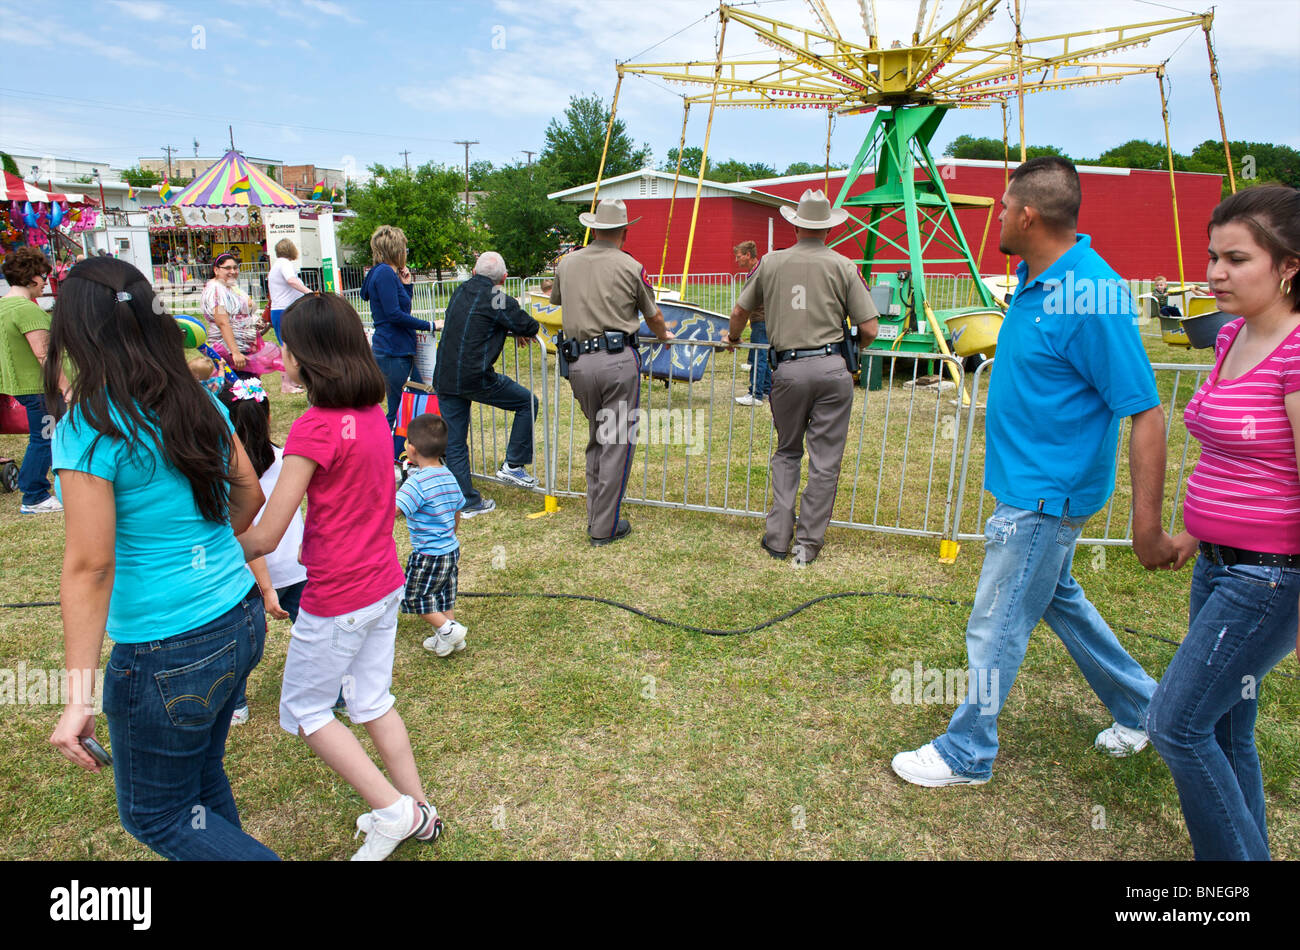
left=1283, top=277, right=1294, bottom=297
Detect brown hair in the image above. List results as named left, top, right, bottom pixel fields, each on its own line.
left=406, top=413, right=447, bottom=461
left=1208, top=185, right=1300, bottom=310
left=274, top=238, right=298, bottom=260
left=280, top=293, right=386, bottom=408
left=2, top=246, right=52, bottom=287
left=1008, top=156, right=1081, bottom=231
left=370, top=225, right=407, bottom=270
left=733, top=240, right=758, bottom=258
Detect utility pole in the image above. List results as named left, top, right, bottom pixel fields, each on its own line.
left=228, top=125, right=235, bottom=152
left=522, top=150, right=535, bottom=165
left=161, top=145, right=179, bottom=179
left=399, top=149, right=411, bottom=172
left=453, top=140, right=478, bottom=210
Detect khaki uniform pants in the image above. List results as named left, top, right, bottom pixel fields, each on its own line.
left=766, top=353, right=853, bottom=561
left=569, top=347, right=641, bottom=538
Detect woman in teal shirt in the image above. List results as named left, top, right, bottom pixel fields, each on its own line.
left=47, top=258, right=278, bottom=860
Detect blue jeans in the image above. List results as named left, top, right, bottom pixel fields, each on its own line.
left=102, top=586, right=278, bottom=860
left=234, top=578, right=306, bottom=711
left=374, top=351, right=421, bottom=461
left=438, top=377, right=539, bottom=509
left=932, top=503, right=1157, bottom=780
left=270, top=308, right=285, bottom=345
left=748, top=321, right=771, bottom=399
left=1146, top=555, right=1300, bottom=860
left=15, top=393, right=52, bottom=505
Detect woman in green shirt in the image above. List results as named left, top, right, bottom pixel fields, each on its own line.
left=1, top=246, right=66, bottom=513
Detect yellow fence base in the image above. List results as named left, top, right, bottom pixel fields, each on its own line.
left=938, top=539, right=961, bottom=563
left=526, top=495, right=561, bottom=520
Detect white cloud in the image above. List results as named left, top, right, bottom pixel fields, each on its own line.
left=301, top=0, right=361, bottom=25
left=399, top=50, right=576, bottom=118
left=107, top=0, right=170, bottom=21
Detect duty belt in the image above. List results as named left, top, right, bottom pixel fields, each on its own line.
left=559, top=330, right=638, bottom=362
left=774, top=344, right=837, bottom=363
left=1198, top=542, right=1300, bottom=569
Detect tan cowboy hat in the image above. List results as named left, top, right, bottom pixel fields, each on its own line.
left=779, top=189, right=849, bottom=229
left=579, top=198, right=641, bottom=230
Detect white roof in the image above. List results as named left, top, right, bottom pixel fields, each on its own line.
left=548, top=168, right=793, bottom=206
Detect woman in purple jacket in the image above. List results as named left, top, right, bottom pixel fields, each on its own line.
left=362, top=225, right=431, bottom=461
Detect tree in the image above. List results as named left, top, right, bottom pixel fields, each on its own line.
left=1183, top=139, right=1299, bottom=194
left=474, top=163, right=575, bottom=278
left=660, top=146, right=703, bottom=177
left=943, top=134, right=1070, bottom=161
left=710, top=159, right=777, bottom=182
left=0, top=151, right=19, bottom=176
left=1087, top=139, right=1170, bottom=170
left=120, top=166, right=163, bottom=187
left=784, top=161, right=837, bottom=176
left=468, top=160, right=495, bottom=190
left=540, top=93, right=650, bottom=190
left=338, top=162, right=476, bottom=278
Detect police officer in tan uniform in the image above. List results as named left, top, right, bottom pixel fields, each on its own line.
left=725, top=190, right=880, bottom=563
left=551, top=199, right=675, bottom=544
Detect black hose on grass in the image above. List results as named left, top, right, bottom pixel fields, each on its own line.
left=3, top=591, right=1294, bottom=679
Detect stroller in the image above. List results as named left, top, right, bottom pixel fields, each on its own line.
left=0, top=394, right=26, bottom=492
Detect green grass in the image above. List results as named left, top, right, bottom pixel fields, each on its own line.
left=1, top=322, right=1293, bottom=862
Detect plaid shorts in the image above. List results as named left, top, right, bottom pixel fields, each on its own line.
left=401, top=549, right=459, bottom=615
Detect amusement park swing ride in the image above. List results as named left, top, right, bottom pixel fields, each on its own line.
left=555, top=0, right=1240, bottom=389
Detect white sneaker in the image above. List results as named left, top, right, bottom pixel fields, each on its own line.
left=1095, top=722, right=1150, bottom=757
left=20, top=496, right=63, bottom=514
left=357, top=799, right=443, bottom=844
left=229, top=705, right=250, bottom=726
left=735, top=393, right=766, bottom=407
left=423, top=620, right=467, bottom=657
left=891, top=742, right=990, bottom=787
left=496, top=463, right=538, bottom=488
left=351, top=794, right=423, bottom=861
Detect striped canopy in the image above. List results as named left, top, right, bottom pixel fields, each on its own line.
left=164, top=150, right=300, bottom=208
left=0, top=171, right=89, bottom=205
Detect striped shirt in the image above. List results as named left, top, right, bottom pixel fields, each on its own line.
left=1183, top=318, right=1300, bottom=553
left=396, top=464, right=464, bottom=556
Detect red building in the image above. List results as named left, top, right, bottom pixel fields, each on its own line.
left=550, top=160, right=1223, bottom=281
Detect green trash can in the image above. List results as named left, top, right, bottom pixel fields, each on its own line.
left=862, top=354, right=882, bottom=391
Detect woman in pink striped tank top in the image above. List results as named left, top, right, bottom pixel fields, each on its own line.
left=1146, top=186, right=1300, bottom=860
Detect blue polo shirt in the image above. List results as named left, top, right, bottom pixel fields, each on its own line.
left=985, top=234, right=1158, bottom=518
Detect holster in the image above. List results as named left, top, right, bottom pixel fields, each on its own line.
left=839, top=321, right=861, bottom=375
left=556, top=331, right=572, bottom=379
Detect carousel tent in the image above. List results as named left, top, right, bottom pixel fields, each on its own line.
left=164, top=150, right=300, bottom=209
left=147, top=150, right=301, bottom=249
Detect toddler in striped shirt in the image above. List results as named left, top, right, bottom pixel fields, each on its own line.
left=397, top=414, right=469, bottom=657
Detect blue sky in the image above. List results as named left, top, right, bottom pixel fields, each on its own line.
left=1, top=0, right=1296, bottom=181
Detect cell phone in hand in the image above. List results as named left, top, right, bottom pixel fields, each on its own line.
left=80, top=736, right=112, bottom=767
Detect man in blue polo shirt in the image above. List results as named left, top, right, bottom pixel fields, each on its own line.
left=892, top=156, right=1178, bottom=787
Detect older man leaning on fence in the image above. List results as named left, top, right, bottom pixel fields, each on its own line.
left=433, top=251, right=541, bottom=518
left=891, top=156, right=1179, bottom=789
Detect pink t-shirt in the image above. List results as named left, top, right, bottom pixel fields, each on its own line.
left=284, top=404, right=405, bottom=616
left=1183, top=318, right=1300, bottom=554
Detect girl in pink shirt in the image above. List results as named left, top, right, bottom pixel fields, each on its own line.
left=1147, top=185, right=1300, bottom=861
left=240, top=294, right=442, bottom=861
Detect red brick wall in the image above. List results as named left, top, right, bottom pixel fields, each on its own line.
left=608, top=165, right=1222, bottom=281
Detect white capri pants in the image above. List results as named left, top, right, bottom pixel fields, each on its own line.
left=279, top=586, right=404, bottom=736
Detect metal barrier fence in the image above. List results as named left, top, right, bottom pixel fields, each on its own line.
left=952, top=358, right=1210, bottom=547
left=465, top=339, right=969, bottom=542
